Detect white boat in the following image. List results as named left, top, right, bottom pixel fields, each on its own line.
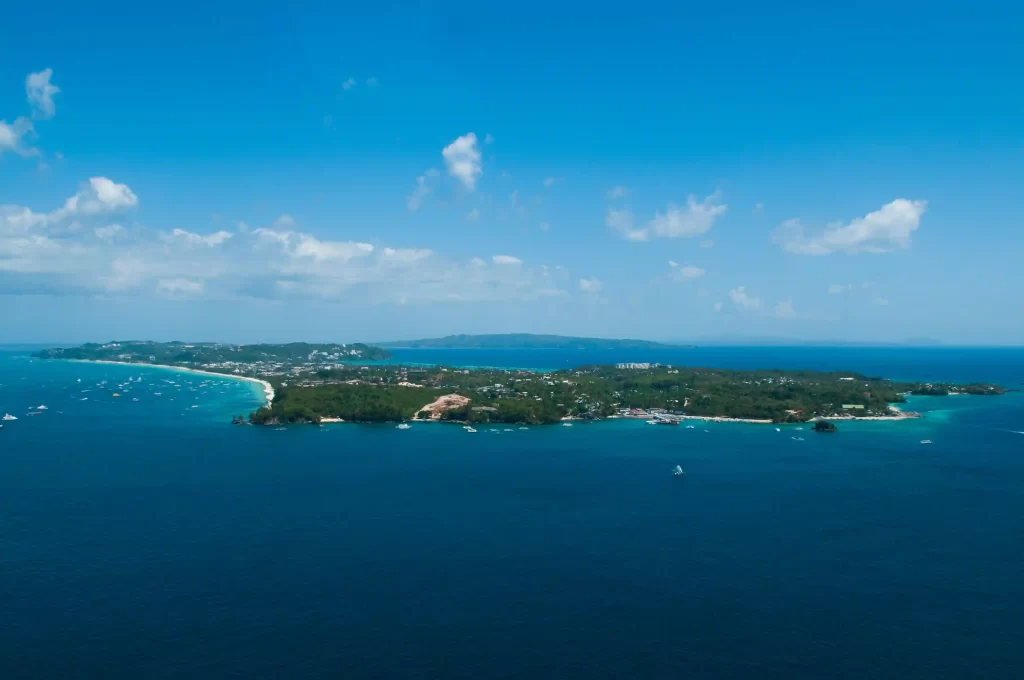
left=396, top=423, right=411, bottom=430
left=920, top=439, right=933, bottom=444
left=519, top=427, right=529, bottom=430
left=465, top=427, right=477, bottom=433
left=504, top=428, right=513, bottom=432
left=37, top=405, right=48, bottom=410
left=685, top=425, right=695, bottom=429
left=646, top=420, right=659, bottom=425
left=562, top=422, right=573, bottom=427
left=794, top=427, right=804, bottom=431
left=1, top=413, right=16, bottom=421
left=132, top=398, right=139, bottom=402
left=775, top=427, right=781, bottom=432
left=792, top=436, right=804, bottom=441
left=673, top=465, right=684, bottom=476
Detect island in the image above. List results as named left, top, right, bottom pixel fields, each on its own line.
left=33, top=343, right=1006, bottom=427
left=375, top=333, right=694, bottom=350
left=245, top=363, right=1004, bottom=426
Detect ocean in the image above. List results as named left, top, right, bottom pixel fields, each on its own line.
left=2, top=347, right=1023, bottom=678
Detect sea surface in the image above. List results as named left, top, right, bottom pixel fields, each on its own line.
left=2, top=347, right=1023, bottom=678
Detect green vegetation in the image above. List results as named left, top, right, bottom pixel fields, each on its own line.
left=250, top=384, right=446, bottom=424
left=248, top=364, right=1006, bottom=425
left=376, top=333, right=692, bottom=350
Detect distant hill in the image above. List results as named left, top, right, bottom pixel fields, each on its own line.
left=376, top=334, right=692, bottom=350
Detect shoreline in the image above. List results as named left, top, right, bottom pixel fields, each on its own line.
left=65, top=359, right=275, bottom=407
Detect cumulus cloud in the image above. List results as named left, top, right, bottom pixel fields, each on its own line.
left=26, top=69, right=59, bottom=120
left=607, top=185, right=627, bottom=200
left=774, top=199, right=927, bottom=255
left=1, top=183, right=568, bottom=304
left=579, top=277, right=602, bottom=294
left=609, top=192, right=726, bottom=242
left=442, top=132, right=482, bottom=190
left=729, top=286, right=762, bottom=311
left=2, top=177, right=137, bottom=236
left=165, top=229, right=233, bottom=248
left=492, top=255, right=522, bottom=265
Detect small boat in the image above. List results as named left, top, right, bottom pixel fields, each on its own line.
left=794, top=427, right=804, bottom=431
left=191, top=405, right=198, bottom=408
left=112, top=393, right=120, bottom=397
left=519, top=427, right=529, bottom=431
left=504, top=428, right=513, bottom=432
left=775, top=428, right=781, bottom=432
left=465, top=427, right=477, bottom=433
left=673, top=465, right=684, bottom=476
left=920, top=439, right=933, bottom=444
left=132, top=398, right=139, bottom=402
left=37, top=405, right=48, bottom=410
left=1, top=413, right=17, bottom=421
left=646, top=420, right=659, bottom=425
left=561, top=422, right=573, bottom=427
left=792, top=436, right=805, bottom=441
left=685, top=425, right=695, bottom=429
left=396, top=423, right=411, bottom=430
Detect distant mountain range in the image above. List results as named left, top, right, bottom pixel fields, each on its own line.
left=375, top=334, right=693, bottom=350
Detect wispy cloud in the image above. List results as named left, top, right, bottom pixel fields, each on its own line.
left=579, top=277, right=602, bottom=294
left=607, top=185, right=627, bottom=200
left=26, top=69, right=59, bottom=120
left=610, top=191, right=726, bottom=242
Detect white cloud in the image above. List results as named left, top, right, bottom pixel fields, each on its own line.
left=609, top=192, right=726, bottom=242
left=166, top=229, right=233, bottom=248
left=465, top=208, right=480, bottom=222
left=2, top=177, right=137, bottom=235
left=648, top=192, right=727, bottom=239
left=157, top=278, right=204, bottom=296
left=26, top=69, right=59, bottom=120
left=700, top=240, right=714, bottom=249
left=579, top=277, right=602, bottom=294
left=442, top=132, right=482, bottom=190
left=774, top=299, right=797, bottom=319
left=94, top=224, right=124, bottom=241
left=1, top=182, right=572, bottom=304
left=774, top=199, right=927, bottom=255
left=606, top=208, right=648, bottom=242
left=0, top=117, right=37, bottom=157
left=713, top=301, right=723, bottom=312
left=407, top=174, right=431, bottom=212
left=729, top=286, right=762, bottom=311
left=607, top=185, right=627, bottom=200
left=676, top=265, right=705, bottom=281
left=668, top=260, right=679, bottom=268
left=342, top=77, right=356, bottom=91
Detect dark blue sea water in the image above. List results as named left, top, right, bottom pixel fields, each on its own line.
left=2, top=348, right=1023, bottom=678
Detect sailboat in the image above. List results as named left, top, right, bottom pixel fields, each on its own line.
left=673, top=465, right=684, bottom=476
left=1, top=413, right=17, bottom=421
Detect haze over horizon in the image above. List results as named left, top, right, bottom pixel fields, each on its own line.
left=3, top=2, right=1022, bottom=345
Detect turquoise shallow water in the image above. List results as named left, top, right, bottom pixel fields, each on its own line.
left=2, top=348, right=1024, bottom=678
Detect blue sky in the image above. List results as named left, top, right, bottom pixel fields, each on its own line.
left=2, top=1, right=1023, bottom=344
